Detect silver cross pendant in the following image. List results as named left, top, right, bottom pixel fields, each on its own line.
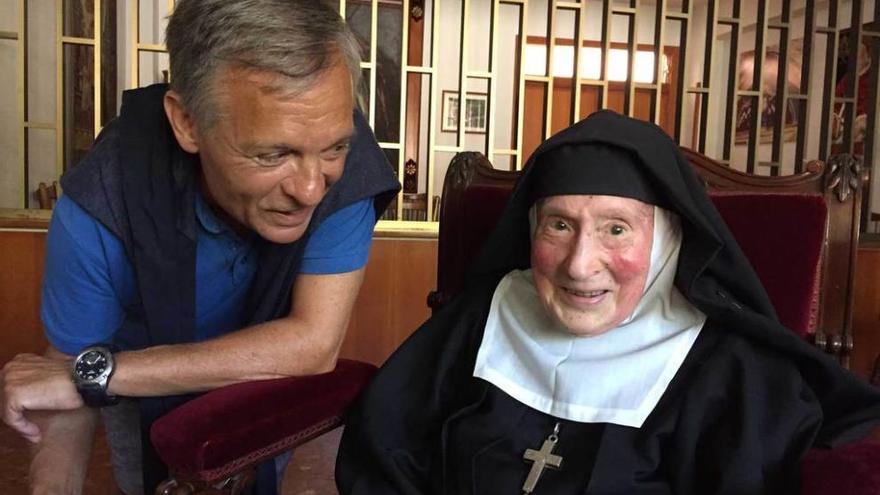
left=522, top=422, right=563, bottom=494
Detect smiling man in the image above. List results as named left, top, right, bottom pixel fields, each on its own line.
left=0, top=1, right=398, bottom=494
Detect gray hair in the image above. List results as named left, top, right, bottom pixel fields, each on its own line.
left=165, top=0, right=362, bottom=128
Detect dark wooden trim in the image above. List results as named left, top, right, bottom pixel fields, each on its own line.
left=403, top=5, right=424, bottom=167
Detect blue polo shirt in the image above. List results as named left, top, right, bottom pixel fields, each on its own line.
left=42, top=194, right=375, bottom=356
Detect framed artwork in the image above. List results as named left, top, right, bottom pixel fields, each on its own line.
left=441, top=90, right=488, bottom=133
left=734, top=39, right=803, bottom=145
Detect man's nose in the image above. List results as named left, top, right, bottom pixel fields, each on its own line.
left=281, top=157, right=326, bottom=207
left=564, top=235, right=603, bottom=280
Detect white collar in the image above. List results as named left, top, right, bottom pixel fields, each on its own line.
left=473, top=207, right=706, bottom=427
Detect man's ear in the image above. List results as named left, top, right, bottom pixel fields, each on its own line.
left=163, top=90, right=200, bottom=154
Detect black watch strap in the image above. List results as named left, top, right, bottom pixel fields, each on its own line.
left=78, top=382, right=120, bottom=407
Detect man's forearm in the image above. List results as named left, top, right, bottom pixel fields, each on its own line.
left=109, top=315, right=343, bottom=397
left=29, top=408, right=98, bottom=495
left=2, top=271, right=362, bottom=438
left=107, top=269, right=362, bottom=397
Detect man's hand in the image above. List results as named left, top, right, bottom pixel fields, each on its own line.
left=1, top=352, right=83, bottom=443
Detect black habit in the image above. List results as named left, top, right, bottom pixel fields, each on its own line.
left=335, top=111, right=880, bottom=495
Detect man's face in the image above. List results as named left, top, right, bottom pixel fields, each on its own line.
left=193, top=61, right=354, bottom=243
left=530, top=194, right=654, bottom=336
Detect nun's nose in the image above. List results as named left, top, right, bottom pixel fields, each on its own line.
left=564, top=235, right=604, bottom=280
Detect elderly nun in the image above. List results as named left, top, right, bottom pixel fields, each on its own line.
left=336, top=111, right=880, bottom=495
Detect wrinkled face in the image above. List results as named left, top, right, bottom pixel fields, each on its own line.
left=193, top=61, right=354, bottom=243
left=531, top=195, right=654, bottom=336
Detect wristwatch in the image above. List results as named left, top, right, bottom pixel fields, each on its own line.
left=72, top=344, right=120, bottom=407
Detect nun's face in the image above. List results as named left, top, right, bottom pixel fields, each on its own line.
left=531, top=195, right=653, bottom=336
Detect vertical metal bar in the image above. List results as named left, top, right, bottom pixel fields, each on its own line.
left=426, top=0, right=440, bottom=219
left=652, top=0, right=667, bottom=127
left=571, top=4, right=584, bottom=128
left=94, top=0, right=102, bottom=137
left=456, top=0, right=468, bottom=150
left=770, top=0, right=789, bottom=176
left=131, top=0, right=140, bottom=88
left=544, top=2, right=557, bottom=140
left=746, top=0, right=769, bottom=175
left=699, top=1, right=718, bottom=152
left=818, top=1, right=839, bottom=160
left=487, top=0, right=499, bottom=164
left=339, top=0, right=346, bottom=18
left=674, top=7, right=690, bottom=144
left=601, top=0, right=612, bottom=109
left=399, top=0, right=411, bottom=216
left=794, top=0, right=815, bottom=172
left=17, top=0, right=27, bottom=207
left=722, top=18, right=740, bottom=163
left=369, top=0, right=378, bottom=130
left=515, top=0, right=527, bottom=170
left=56, top=0, right=64, bottom=176
left=623, top=5, right=637, bottom=117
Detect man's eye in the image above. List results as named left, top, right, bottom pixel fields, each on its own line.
left=255, top=152, right=287, bottom=166
left=609, top=224, right=626, bottom=235
left=325, top=142, right=351, bottom=159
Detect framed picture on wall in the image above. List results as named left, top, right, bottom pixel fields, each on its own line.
left=441, top=90, right=488, bottom=133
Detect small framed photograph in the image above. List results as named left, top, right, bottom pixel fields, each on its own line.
left=441, top=90, right=488, bottom=133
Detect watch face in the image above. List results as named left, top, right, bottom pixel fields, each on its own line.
left=75, top=350, right=109, bottom=381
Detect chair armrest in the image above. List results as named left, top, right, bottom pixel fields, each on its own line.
left=801, top=440, right=880, bottom=495
left=150, top=359, right=377, bottom=484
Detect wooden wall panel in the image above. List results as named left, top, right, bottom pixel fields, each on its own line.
left=0, top=231, right=49, bottom=365
left=340, top=238, right=438, bottom=366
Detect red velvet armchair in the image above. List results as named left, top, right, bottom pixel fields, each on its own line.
left=151, top=359, right=376, bottom=493
left=427, top=150, right=880, bottom=494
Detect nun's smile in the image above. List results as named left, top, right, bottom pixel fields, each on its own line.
left=531, top=194, right=654, bottom=336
